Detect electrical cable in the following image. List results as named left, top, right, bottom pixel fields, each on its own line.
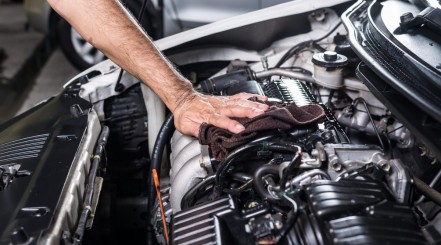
left=274, top=40, right=312, bottom=68
left=274, top=21, right=342, bottom=68
left=313, top=21, right=342, bottom=42
left=387, top=125, right=404, bottom=135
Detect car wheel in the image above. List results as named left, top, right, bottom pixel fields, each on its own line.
left=58, top=20, right=106, bottom=70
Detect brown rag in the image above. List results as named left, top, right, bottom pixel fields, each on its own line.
left=199, top=101, right=325, bottom=160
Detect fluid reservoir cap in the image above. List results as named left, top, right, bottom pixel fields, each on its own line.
left=312, top=51, right=348, bottom=68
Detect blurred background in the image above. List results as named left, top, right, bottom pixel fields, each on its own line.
left=0, top=0, right=288, bottom=124
left=0, top=0, right=76, bottom=124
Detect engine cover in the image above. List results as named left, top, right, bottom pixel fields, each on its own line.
left=288, top=178, right=427, bottom=245
left=171, top=170, right=428, bottom=245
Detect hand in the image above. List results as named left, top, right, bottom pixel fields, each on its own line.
left=172, top=92, right=269, bottom=137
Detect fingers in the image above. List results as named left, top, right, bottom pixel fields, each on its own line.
left=206, top=114, right=245, bottom=134
left=232, top=92, right=268, bottom=102
left=217, top=103, right=266, bottom=119
left=209, top=93, right=269, bottom=118
left=172, top=92, right=270, bottom=138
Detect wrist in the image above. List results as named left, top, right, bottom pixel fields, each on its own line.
left=164, top=79, right=197, bottom=113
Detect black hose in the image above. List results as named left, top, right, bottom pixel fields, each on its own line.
left=279, top=152, right=302, bottom=191
left=414, top=177, right=441, bottom=206
left=150, top=114, right=175, bottom=178
left=253, top=164, right=281, bottom=203
left=181, top=175, right=216, bottom=210
left=213, top=142, right=302, bottom=197
left=147, top=114, right=175, bottom=245
left=213, top=143, right=263, bottom=196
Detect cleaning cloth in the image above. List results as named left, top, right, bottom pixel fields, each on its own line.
left=199, top=101, right=325, bottom=160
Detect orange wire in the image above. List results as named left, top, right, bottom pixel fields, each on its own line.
left=152, top=169, right=170, bottom=245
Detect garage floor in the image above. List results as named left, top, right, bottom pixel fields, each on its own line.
left=0, top=1, right=79, bottom=122
left=15, top=49, right=78, bottom=115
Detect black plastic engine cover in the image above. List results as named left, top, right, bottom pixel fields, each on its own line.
left=0, top=78, right=94, bottom=244
left=171, top=196, right=256, bottom=245
left=285, top=178, right=428, bottom=245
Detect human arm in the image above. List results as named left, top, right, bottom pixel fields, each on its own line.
left=47, top=0, right=268, bottom=137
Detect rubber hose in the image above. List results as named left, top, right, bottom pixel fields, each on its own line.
left=253, top=164, right=281, bottom=203
left=147, top=114, right=175, bottom=245
left=214, top=142, right=301, bottom=197
left=181, top=175, right=216, bottom=210
left=279, top=153, right=301, bottom=191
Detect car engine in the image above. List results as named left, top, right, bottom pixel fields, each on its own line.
left=1, top=0, right=441, bottom=244
left=159, top=67, right=427, bottom=245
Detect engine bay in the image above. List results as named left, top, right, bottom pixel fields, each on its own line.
left=1, top=0, right=441, bottom=244
left=160, top=73, right=430, bottom=244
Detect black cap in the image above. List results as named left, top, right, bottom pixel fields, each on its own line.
left=312, top=51, right=348, bottom=68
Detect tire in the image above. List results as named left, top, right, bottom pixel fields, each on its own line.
left=58, top=20, right=106, bottom=70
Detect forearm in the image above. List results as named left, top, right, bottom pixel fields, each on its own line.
left=48, top=0, right=269, bottom=137
left=48, top=0, right=193, bottom=112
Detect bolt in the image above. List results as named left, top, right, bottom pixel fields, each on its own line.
left=199, top=159, right=205, bottom=168
left=381, top=163, right=391, bottom=173
left=247, top=202, right=259, bottom=209
left=331, top=162, right=343, bottom=172
left=274, top=220, right=283, bottom=230
left=400, top=12, right=414, bottom=24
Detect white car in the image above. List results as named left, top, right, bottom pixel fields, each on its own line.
left=24, top=0, right=288, bottom=70
left=3, top=0, right=441, bottom=244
